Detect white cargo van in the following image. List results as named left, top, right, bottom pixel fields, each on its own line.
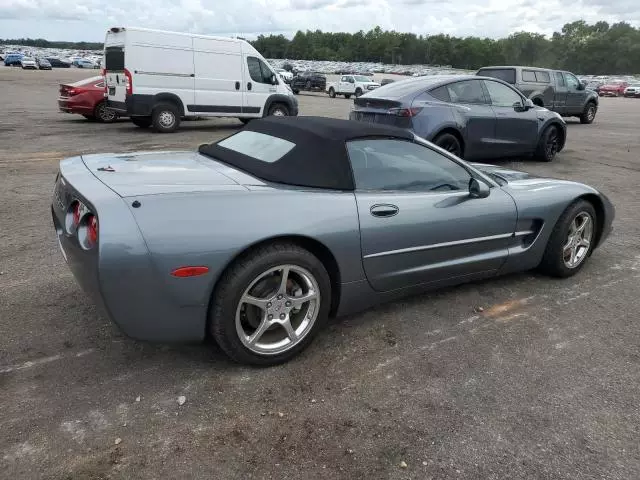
left=104, top=27, right=298, bottom=133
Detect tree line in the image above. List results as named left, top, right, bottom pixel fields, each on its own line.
left=3, top=20, right=640, bottom=74
left=252, top=21, right=640, bottom=75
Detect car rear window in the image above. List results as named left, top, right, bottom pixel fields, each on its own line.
left=477, top=68, right=516, bottom=85
left=217, top=131, right=295, bottom=163
left=105, top=46, right=124, bottom=71
left=429, top=85, right=451, bottom=102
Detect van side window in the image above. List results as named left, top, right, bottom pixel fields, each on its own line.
left=247, top=57, right=275, bottom=85
left=522, top=70, right=536, bottom=82
left=535, top=71, right=550, bottom=83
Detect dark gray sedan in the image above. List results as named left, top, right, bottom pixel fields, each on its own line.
left=350, top=75, right=567, bottom=162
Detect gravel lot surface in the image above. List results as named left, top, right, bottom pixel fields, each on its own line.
left=1, top=67, right=639, bottom=480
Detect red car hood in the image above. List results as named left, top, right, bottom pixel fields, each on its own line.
left=601, top=84, right=624, bottom=90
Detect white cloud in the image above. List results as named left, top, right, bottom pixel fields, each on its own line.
left=0, top=0, right=638, bottom=41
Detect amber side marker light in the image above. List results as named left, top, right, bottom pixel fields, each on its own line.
left=171, top=266, right=210, bottom=278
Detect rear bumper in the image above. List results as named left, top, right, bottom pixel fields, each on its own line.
left=52, top=157, right=207, bottom=343
left=58, top=98, right=94, bottom=115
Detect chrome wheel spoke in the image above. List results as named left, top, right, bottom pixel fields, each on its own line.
left=281, top=319, right=297, bottom=341
left=241, top=293, right=270, bottom=310
left=562, top=211, right=594, bottom=269
left=277, top=266, right=290, bottom=295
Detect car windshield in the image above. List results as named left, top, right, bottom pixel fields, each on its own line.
left=353, top=75, right=371, bottom=82
left=22, top=57, right=34, bottom=61
left=217, top=131, right=296, bottom=163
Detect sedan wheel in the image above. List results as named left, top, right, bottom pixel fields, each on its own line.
left=535, top=125, right=559, bottom=162
left=210, top=243, right=331, bottom=365
left=434, top=133, right=463, bottom=158
left=538, top=200, right=597, bottom=278
left=95, top=102, right=117, bottom=123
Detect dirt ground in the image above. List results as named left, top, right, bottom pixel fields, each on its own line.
left=1, top=67, right=640, bottom=480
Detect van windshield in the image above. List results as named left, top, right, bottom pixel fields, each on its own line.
left=105, top=46, right=124, bottom=71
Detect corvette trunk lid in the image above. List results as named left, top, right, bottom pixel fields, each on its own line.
left=81, top=150, right=248, bottom=197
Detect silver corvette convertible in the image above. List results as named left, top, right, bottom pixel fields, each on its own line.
left=52, top=116, right=614, bottom=365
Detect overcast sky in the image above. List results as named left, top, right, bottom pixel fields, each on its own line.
left=1, top=0, right=638, bottom=42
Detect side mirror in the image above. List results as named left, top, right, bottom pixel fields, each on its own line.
left=576, top=83, right=585, bottom=90
left=524, top=98, right=535, bottom=109
left=469, top=178, right=490, bottom=198
left=271, top=75, right=278, bottom=85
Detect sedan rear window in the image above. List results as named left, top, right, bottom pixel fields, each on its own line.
left=477, top=68, right=516, bottom=85
left=217, top=131, right=295, bottom=163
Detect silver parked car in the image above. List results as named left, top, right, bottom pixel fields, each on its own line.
left=52, top=117, right=614, bottom=365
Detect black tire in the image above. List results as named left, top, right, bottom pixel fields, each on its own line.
left=328, top=87, right=336, bottom=98
left=239, top=118, right=252, bottom=124
left=94, top=101, right=117, bottom=123
left=580, top=102, right=597, bottom=124
left=305, top=80, right=311, bottom=90
left=292, top=89, right=299, bottom=95
left=344, top=94, right=351, bottom=99
left=433, top=132, right=463, bottom=158
left=210, top=242, right=332, bottom=365
left=267, top=103, right=289, bottom=117
left=534, top=124, right=560, bottom=162
left=82, top=114, right=96, bottom=121
left=538, top=200, right=597, bottom=278
left=131, top=116, right=152, bottom=128
left=355, top=88, right=363, bottom=97
left=151, top=103, right=180, bottom=133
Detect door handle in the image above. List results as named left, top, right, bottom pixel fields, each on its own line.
left=370, top=204, right=399, bottom=218
left=235, top=81, right=240, bottom=90
left=247, top=82, right=252, bottom=91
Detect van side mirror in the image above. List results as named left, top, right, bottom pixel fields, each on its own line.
left=271, top=75, right=278, bottom=85
left=469, top=178, right=490, bottom=198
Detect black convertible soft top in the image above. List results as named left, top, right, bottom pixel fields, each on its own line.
left=198, top=116, right=414, bottom=190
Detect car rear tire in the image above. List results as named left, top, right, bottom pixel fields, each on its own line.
left=534, top=124, right=560, bottom=162
left=210, top=242, right=332, bottom=365
left=328, top=88, right=336, bottom=98
left=433, top=133, right=463, bottom=158
left=538, top=200, right=597, bottom=278
left=151, top=103, right=180, bottom=133
left=239, top=118, right=252, bottom=124
left=267, top=103, right=289, bottom=117
left=94, top=101, right=117, bottom=123
left=131, top=116, right=152, bottom=128
left=580, top=102, right=597, bottom=124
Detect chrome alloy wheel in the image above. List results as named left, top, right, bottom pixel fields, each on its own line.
left=235, top=265, right=320, bottom=355
left=586, top=105, right=596, bottom=121
left=272, top=107, right=286, bottom=116
left=563, top=212, right=594, bottom=268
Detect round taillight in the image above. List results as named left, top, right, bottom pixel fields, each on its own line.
left=73, top=201, right=82, bottom=227
left=77, top=213, right=98, bottom=250
left=87, top=215, right=98, bottom=246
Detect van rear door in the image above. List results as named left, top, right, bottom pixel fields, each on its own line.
left=105, top=45, right=127, bottom=107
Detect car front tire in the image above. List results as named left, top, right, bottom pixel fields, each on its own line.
left=210, top=242, right=332, bottom=365
left=538, top=200, right=597, bottom=278
left=534, top=125, right=560, bottom=162
left=580, top=102, right=597, bottom=124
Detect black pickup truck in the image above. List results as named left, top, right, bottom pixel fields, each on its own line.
left=290, top=71, right=327, bottom=94
left=477, top=66, right=599, bottom=124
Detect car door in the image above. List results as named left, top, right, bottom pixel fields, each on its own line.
left=439, top=79, right=497, bottom=159
left=347, top=138, right=518, bottom=292
left=482, top=79, right=538, bottom=156
left=563, top=72, right=584, bottom=115
left=553, top=71, right=568, bottom=113
left=243, top=56, right=278, bottom=116
left=340, top=76, right=355, bottom=94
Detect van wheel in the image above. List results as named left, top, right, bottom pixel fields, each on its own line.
left=328, top=88, right=336, bottom=98
left=131, top=117, right=152, bottom=128
left=268, top=104, right=289, bottom=117
left=152, top=103, right=180, bottom=133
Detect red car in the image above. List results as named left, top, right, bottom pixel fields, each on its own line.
left=598, top=80, right=628, bottom=97
left=58, top=76, right=118, bottom=123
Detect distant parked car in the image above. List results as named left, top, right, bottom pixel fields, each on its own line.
left=74, top=59, right=98, bottom=69
left=19, top=56, right=37, bottom=70
left=290, top=71, right=326, bottom=94
left=598, top=80, right=628, bottom=97
left=276, top=68, right=293, bottom=83
left=46, top=57, right=72, bottom=68
left=4, top=53, right=24, bottom=66
left=585, top=81, right=604, bottom=94
left=36, top=57, right=52, bottom=70
left=350, top=74, right=567, bottom=162
left=326, top=75, right=380, bottom=98
left=58, top=76, right=118, bottom=123
left=623, top=83, right=640, bottom=98
left=476, top=66, right=599, bottom=124
left=380, top=78, right=395, bottom=86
